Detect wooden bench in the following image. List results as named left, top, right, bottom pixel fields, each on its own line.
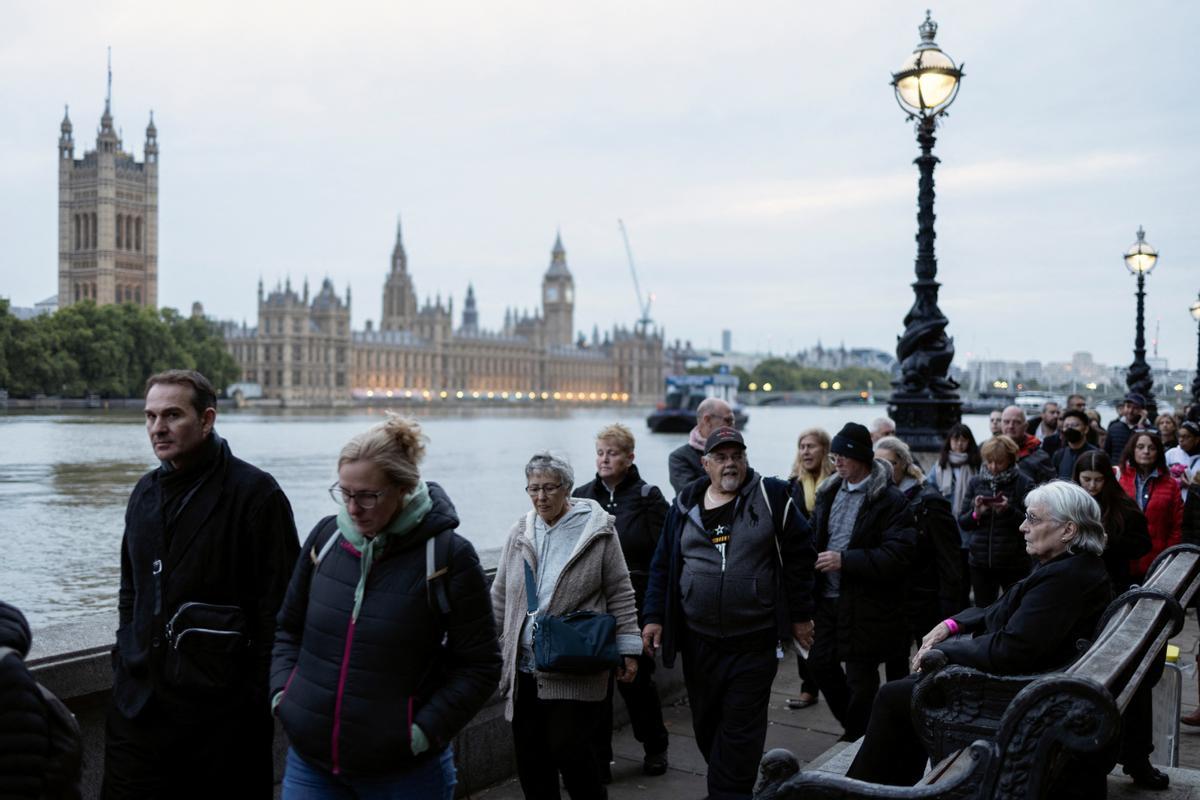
left=753, top=544, right=1200, bottom=800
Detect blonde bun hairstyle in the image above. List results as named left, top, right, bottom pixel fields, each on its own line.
left=338, top=413, right=427, bottom=492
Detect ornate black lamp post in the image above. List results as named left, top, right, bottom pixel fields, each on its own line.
left=1189, top=293, right=1200, bottom=407
left=887, top=11, right=965, bottom=453
left=1123, top=226, right=1158, bottom=416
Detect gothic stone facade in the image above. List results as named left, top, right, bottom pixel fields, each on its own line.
left=57, top=98, right=158, bottom=309
left=224, top=225, right=664, bottom=406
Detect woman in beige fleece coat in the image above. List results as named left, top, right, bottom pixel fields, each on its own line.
left=492, top=452, right=643, bottom=800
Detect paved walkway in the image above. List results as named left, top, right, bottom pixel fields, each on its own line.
left=477, top=613, right=1200, bottom=798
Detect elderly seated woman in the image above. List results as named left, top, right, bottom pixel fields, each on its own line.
left=846, top=480, right=1112, bottom=787
left=491, top=452, right=643, bottom=800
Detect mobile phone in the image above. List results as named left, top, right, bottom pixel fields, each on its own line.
left=980, top=494, right=1004, bottom=506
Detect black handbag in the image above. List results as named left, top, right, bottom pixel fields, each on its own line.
left=523, top=561, right=620, bottom=673
left=163, top=601, right=250, bottom=690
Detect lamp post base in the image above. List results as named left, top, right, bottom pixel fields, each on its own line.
left=889, top=394, right=963, bottom=456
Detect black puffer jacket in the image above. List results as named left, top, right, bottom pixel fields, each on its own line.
left=0, top=602, right=48, bottom=800
left=959, top=470, right=1034, bottom=572
left=573, top=465, right=668, bottom=617
left=270, top=483, right=500, bottom=777
left=809, top=460, right=917, bottom=661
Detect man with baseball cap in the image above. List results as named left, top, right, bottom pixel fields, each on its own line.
left=1105, top=392, right=1150, bottom=463
left=643, top=427, right=816, bottom=799
left=807, top=422, right=916, bottom=741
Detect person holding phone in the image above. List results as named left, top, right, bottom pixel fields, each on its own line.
left=959, top=435, right=1034, bottom=606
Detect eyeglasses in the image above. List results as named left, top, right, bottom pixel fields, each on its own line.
left=706, top=450, right=746, bottom=464
left=525, top=483, right=563, bottom=497
left=1024, top=512, right=1057, bottom=525
left=329, top=483, right=390, bottom=509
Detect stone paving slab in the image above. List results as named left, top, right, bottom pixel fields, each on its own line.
left=478, top=612, right=1200, bottom=798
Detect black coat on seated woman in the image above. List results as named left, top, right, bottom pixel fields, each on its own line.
left=847, top=481, right=1113, bottom=788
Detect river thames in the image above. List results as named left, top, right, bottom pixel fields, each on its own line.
left=1, top=404, right=1002, bottom=628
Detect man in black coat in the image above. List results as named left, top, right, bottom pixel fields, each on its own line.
left=808, top=422, right=916, bottom=741
left=574, top=424, right=671, bottom=777
left=102, top=370, right=299, bottom=799
left=1052, top=409, right=1100, bottom=479
left=667, top=398, right=734, bottom=495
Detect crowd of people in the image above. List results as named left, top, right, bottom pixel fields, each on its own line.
left=4, top=374, right=1200, bottom=800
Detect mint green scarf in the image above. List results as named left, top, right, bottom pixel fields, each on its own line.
left=336, top=480, right=433, bottom=622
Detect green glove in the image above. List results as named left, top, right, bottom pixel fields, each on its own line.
left=411, top=723, right=430, bottom=756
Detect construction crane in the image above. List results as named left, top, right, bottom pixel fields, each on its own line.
left=618, top=219, right=654, bottom=335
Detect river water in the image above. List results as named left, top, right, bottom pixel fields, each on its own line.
left=0, top=405, right=997, bottom=629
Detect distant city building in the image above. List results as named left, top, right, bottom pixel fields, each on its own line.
left=57, top=72, right=158, bottom=310
left=794, top=341, right=897, bottom=373
left=721, top=329, right=732, bottom=353
left=5, top=295, right=58, bottom=321
left=222, top=224, right=664, bottom=406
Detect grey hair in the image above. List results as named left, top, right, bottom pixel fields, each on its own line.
left=1025, top=480, right=1107, bottom=556
left=870, top=417, right=896, bottom=434
left=525, top=452, right=574, bottom=491
left=874, top=436, right=925, bottom=482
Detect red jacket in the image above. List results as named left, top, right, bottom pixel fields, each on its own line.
left=1119, top=468, right=1184, bottom=579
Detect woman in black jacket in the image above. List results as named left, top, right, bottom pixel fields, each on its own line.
left=958, top=435, right=1034, bottom=606
left=270, top=416, right=501, bottom=799
left=1072, top=450, right=1151, bottom=593
left=848, top=480, right=1113, bottom=788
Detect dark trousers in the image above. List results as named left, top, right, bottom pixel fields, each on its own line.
left=680, top=633, right=777, bottom=800
left=795, top=650, right=818, bottom=696
left=513, top=672, right=607, bottom=800
left=592, top=652, right=669, bottom=763
left=1120, top=646, right=1167, bottom=767
left=809, top=598, right=899, bottom=740
left=101, top=698, right=274, bottom=799
left=847, top=674, right=926, bottom=785
left=969, top=564, right=1029, bottom=607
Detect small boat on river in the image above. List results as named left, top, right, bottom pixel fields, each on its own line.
left=646, top=374, right=749, bottom=433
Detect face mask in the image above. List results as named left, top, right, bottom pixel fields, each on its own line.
left=1063, top=428, right=1085, bottom=445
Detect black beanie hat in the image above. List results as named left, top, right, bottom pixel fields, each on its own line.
left=831, top=422, right=874, bottom=464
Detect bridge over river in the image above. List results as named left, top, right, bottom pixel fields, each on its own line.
left=742, top=389, right=889, bottom=407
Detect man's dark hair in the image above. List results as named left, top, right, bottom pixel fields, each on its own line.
left=1062, top=409, right=1089, bottom=427
left=144, top=370, right=217, bottom=417
left=1066, top=393, right=1085, bottom=406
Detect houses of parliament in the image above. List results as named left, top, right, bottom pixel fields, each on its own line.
left=52, top=86, right=664, bottom=406
left=222, top=223, right=666, bottom=405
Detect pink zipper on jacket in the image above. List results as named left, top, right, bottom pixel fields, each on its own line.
left=330, top=615, right=357, bottom=775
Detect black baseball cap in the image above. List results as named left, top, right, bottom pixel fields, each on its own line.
left=704, top=426, right=746, bottom=455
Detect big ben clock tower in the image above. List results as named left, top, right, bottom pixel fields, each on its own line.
left=542, top=231, right=574, bottom=347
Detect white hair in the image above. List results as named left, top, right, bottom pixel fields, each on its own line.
left=1025, top=480, right=1107, bottom=556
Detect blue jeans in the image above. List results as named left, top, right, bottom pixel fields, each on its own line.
left=282, top=747, right=456, bottom=800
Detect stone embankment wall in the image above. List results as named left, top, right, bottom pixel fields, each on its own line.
left=27, top=581, right=685, bottom=798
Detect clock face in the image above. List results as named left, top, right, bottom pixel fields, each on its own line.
left=546, top=286, right=560, bottom=302
left=565, top=287, right=574, bottom=303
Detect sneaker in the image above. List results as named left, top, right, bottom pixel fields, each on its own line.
left=643, top=752, right=668, bottom=776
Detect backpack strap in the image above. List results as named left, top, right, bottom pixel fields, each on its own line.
left=426, top=529, right=454, bottom=619
left=308, top=516, right=342, bottom=592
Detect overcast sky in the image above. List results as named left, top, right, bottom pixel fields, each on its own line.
left=3, top=1, right=1198, bottom=371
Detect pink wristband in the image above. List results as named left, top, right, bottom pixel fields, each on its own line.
left=943, top=618, right=959, bottom=635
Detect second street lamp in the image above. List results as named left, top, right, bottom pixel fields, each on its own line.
left=1123, top=226, right=1158, bottom=416
left=1190, top=292, right=1200, bottom=407
left=888, top=10, right=965, bottom=454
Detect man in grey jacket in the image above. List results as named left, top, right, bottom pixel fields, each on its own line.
left=644, top=428, right=816, bottom=800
